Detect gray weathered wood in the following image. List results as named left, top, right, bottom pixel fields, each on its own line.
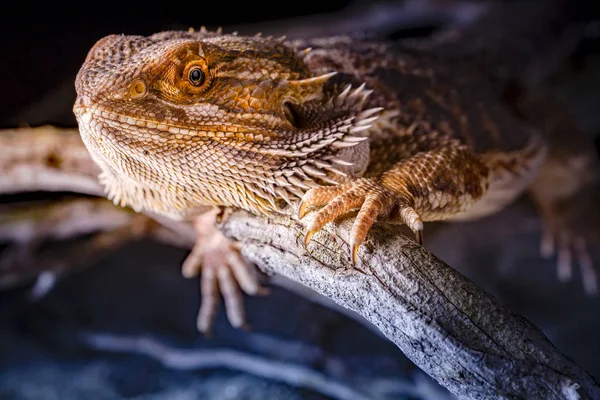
left=221, top=211, right=600, bottom=400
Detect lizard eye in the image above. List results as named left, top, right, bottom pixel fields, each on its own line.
left=188, top=67, right=205, bottom=86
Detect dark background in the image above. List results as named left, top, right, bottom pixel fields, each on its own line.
left=1, top=1, right=600, bottom=399
left=0, top=1, right=352, bottom=127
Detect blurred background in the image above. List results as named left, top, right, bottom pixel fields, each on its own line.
left=1, top=1, right=599, bottom=399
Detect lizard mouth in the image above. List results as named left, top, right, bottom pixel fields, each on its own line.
left=74, top=102, right=253, bottom=139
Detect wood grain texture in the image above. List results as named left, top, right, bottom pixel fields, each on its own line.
left=221, top=211, right=600, bottom=399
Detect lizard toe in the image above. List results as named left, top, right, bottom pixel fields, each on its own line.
left=303, top=181, right=368, bottom=246
left=544, top=229, right=598, bottom=296
left=301, top=178, right=424, bottom=264
left=573, top=237, right=597, bottom=296
left=397, top=202, right=424, bottom=244
left=350, top=192, right=424, bottom=263
left=214, top=258, right=247, bottom=331
left=298, top=184, right=349, bottom=219
left=186, top=212, right=267, bottom=335
left=538, top=211, right=598, bottom=296
left=192, top=239, right=266, bottom=334
left=197, top=262, right=219, bottom=335
left=350, top=193, right=389, bottom=264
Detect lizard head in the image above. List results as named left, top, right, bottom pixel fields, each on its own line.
left=73, top=31, right=379, bottom=218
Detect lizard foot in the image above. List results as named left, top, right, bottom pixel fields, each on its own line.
left=534, top=185, right=600, bottom=296
left=299, top=178, right=423, bottom=264
left=539, top=219, right=598, bottom=296
left=182, top=210, right=268, bottom=335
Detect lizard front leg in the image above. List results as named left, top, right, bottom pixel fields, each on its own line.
left=299, top=144, right=490, bottom=263
left=182, top=208, right=267, bottom=334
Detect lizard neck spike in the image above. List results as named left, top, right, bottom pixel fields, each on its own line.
left=298, top=47, right=313, bottom=58
left=288, top=72, right=337, bottom=89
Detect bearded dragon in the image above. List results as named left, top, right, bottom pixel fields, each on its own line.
left=72, top=14, right=599, bottom=333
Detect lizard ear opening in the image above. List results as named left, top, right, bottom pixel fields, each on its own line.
left=283, top=101, right=302, bottom=128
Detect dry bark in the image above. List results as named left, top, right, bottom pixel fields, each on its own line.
left=221, top=211, right=600, bottom=399
left=1, top=126, right=599, bottom=399
left=0, top=126, right=102, bottom=196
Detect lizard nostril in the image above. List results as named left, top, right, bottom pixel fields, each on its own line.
left=75, top=95, right=92, bottom=108
left=73, top=95, right=93, bottom=119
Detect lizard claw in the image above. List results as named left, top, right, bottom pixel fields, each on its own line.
left=416, top=229, right=424, bottom=246
left=350, top=239, right=363, bottom=266
left=298, top=199, right=309, bottom=220
left=298, top=185, right=346, bottom=220
left=304, top=229, right=315, bottom=248
left=184, top=211, right=268, bottom=335
left=300, top=178, right=423, bottom=265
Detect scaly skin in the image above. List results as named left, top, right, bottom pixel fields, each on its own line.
left=73, top=29, right=598, bottom=332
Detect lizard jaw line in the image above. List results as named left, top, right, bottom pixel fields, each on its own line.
left=76, top=104, right=252, bottom=138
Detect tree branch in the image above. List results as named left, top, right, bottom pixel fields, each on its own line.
left=0, top=125, right=102, bottom=196
left=1, top=126, right=599, bottom=399
left=220, top=211, right=600, bottom=399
